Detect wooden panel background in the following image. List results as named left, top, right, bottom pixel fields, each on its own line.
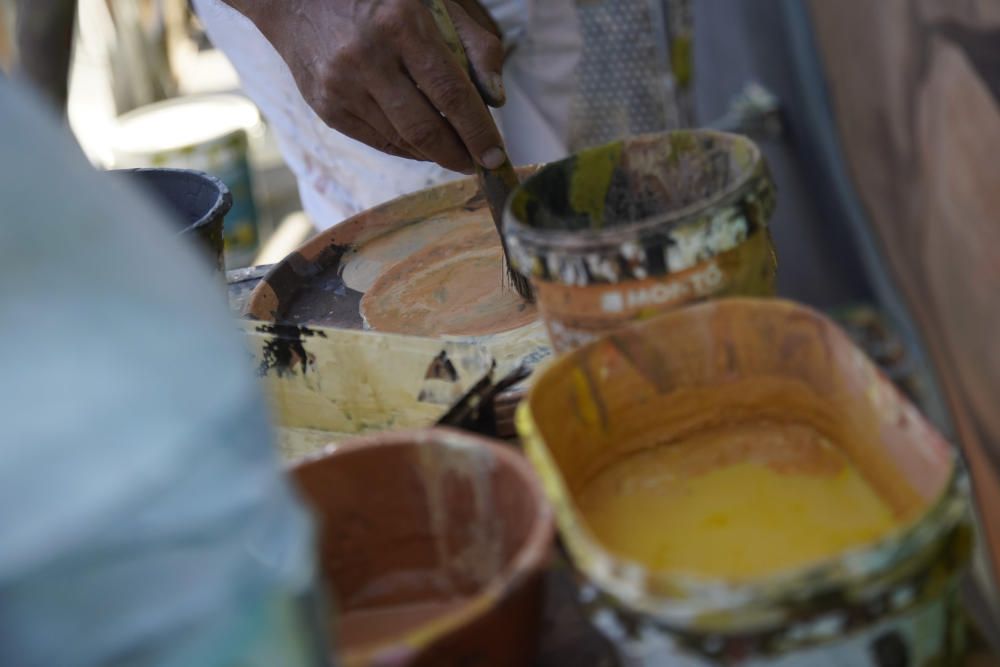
left=807, top=0, right=1000, bottom=584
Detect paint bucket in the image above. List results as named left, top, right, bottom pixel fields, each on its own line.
left=291, top=428, right=554, bottom=666
left=240, top=318, right=495, bottom=461
left=111, top=167, right=231, bottom=273
left=242, top=166, right=552, bottom=442
left=504, top=130, right=777, bottom=352
left=112, top=94, right=261, bottom=269
left=517, top=298, right=972, bottom=665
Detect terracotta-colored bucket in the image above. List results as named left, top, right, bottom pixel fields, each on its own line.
left=517, top=298, right=972, bottom=665
left=292, top=428, right=554, bottom=666
left=504, top=130, right=777, bottom=352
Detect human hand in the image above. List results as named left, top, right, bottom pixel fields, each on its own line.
left=225, top=0, right=507, bottom=173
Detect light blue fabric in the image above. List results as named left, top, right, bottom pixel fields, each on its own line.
left=0, top=79, right=325, bottom=666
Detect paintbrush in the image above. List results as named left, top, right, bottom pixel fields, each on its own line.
left=424, top=0, right=534, bottom=302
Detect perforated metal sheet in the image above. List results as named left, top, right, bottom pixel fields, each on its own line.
left=568, top=0, right=691, bottom=150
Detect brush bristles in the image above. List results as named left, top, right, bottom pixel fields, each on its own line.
left=501, top=258, right=535, bottom=302
left=508, top=267, right=535, bottom=302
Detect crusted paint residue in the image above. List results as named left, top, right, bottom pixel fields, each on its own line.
left=570, top=141, right=624, bottom=227
left=255, top=323, right=326, bottom=377
left=505, top=131, right=777, bottom=353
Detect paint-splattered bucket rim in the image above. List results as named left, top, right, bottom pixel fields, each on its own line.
left=503, top=130, right=769, bottom=252
left=516, top=298, right=971, bottom=632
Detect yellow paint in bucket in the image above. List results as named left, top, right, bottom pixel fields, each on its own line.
left=577, top=420, right=899, bottom=581
left=517, top=298, right=971, bottom=664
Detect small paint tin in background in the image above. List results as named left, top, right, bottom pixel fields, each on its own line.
left=112, top=94, right=262, bottom=269
left=504, top=130, right=777, bottom=352
left=516, top=299, right=972, bottom=665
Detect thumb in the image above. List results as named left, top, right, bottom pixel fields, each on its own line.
left=446, top=1, right=506, bottom=107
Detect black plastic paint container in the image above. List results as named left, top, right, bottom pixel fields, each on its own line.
left=111, top=167, right=232, bottom=274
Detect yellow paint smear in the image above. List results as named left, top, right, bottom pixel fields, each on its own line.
left=578, top=420, right=899, bottom=580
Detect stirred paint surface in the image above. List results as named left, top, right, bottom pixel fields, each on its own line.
left=578, top=420, right=899, bottom=580
left=360, top=213, right=537, bottom=337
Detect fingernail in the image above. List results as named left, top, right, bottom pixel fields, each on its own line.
left=490, top=72, right=506, bottom=103
left=481, top=147, right=506, bottom=170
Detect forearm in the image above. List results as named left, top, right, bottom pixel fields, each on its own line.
left=217, top=0, right=291, bottom=38
left=14, top=0, right=77, bottom=112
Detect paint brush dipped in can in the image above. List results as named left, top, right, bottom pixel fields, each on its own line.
left=423, top=0, right=534, bottom=302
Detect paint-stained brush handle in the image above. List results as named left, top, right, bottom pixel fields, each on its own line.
left=436, top=362, right=532, bottom=435
left=423, top=0, right=533, bottom=301
left=422, top=0, right=500, bottom=106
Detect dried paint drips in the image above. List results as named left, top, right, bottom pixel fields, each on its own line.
left=292, top=431, right=547, bottom=664
left=418, top=435, right=505, bottom=591
left=255, top=323, right=327, bottom=377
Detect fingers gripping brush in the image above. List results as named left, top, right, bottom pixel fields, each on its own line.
left=424, top=0, right=534, bottom=302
